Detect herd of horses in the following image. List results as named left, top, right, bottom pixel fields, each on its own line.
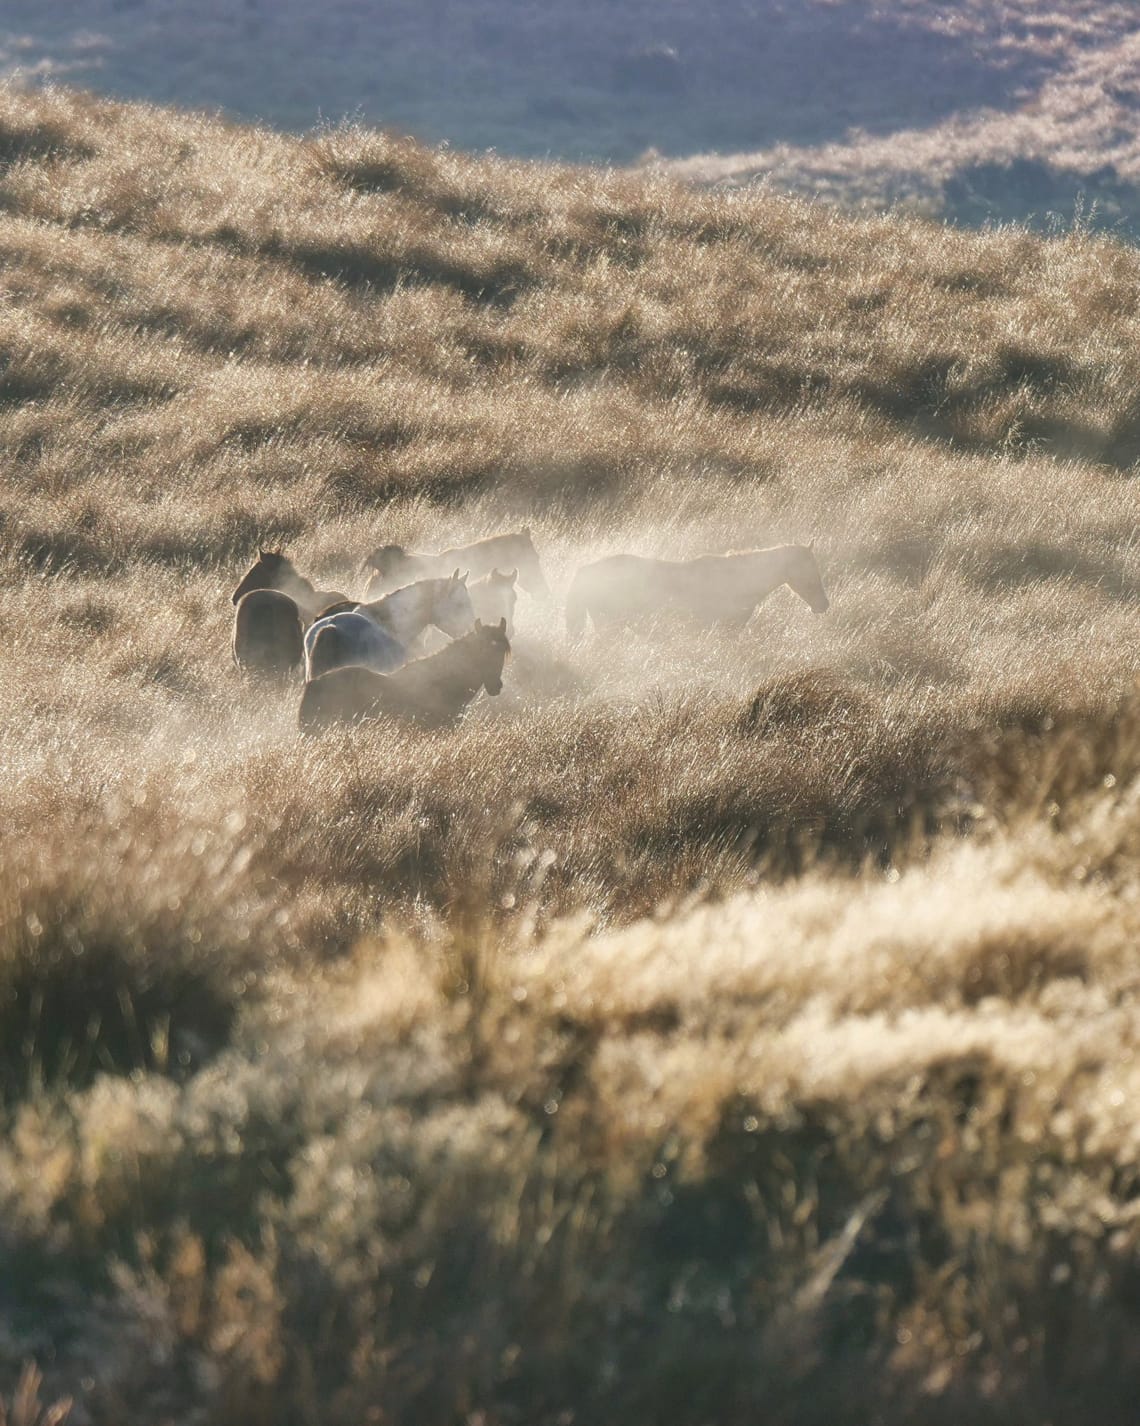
left=229, top=528, right=830, bottom=733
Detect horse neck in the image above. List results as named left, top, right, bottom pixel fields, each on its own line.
left=279, top=567, right=315, bottom=602
left=374, top=582, right=431, bottom=639
left=400, top=636, right=484, bottom=703
left=735, top=548, right=798, bottom=599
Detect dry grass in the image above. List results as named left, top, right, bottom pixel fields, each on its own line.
left=2, top=83, right=1140, bottom=1423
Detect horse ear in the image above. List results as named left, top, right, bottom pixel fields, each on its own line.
left=475, top=617, right=483, bottom=631
left=808, top=539, right=815, bottom=551
left=498, top=617, right=507, bottom=632
left=450, top=567, right=461, bottom=581
left=461, top=570, right=469, bottom=584
left=259, top=548, right=269, bottom=559
left=507, top=568, right=518, bottom=583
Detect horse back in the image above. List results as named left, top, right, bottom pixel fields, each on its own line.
left=363, top=558, right=435, bottom=601
left=298, top=664, right=392, bottom=732
left=450, top=531, right=548, bottom=595
left=381, top=643, right=486, bottom=728
left=306, top=612, right=404, bottom=679
left=570, top=554, right=676, bottom=618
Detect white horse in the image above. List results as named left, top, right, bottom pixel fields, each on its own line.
left=565, top=544, right=829, bottom=636
left=356, top=571, right=475, bottom=651
left=304, top=572, right=476, bottom=681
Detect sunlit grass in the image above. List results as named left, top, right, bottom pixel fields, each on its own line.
left=1, top=84, right=1140, bottom=1424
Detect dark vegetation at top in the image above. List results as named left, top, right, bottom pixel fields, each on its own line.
left=5, top=1, right=1140, bottom=235
left=0, top=0, right=1040, bottom=157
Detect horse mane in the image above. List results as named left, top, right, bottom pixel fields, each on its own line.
left=366, top=544, right=408, bottom=572
left=721, top=543, right=811, bottom=558
left=427, top=627, right=484, bottom=667
left=409, top=624, right=503, bottom=675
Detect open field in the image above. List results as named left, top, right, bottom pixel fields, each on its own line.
left=2, top=85, right=1140, bottom=1422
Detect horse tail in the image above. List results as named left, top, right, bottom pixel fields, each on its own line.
left=565, top=570, right=589, bottom=639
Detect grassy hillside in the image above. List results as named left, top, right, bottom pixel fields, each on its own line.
left=2, top=84, right=1140, bottom=1423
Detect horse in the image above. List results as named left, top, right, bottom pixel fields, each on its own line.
left=302, top=574, right=474, bottom=680
left=356, top=571, right=475, bottom=649
left=232, top=589, right=305, bottom=676
left=298, top=618, right=511, bottom=734
left=231, top=550, right=348, bottom=624
left=469, top=568, right=518, bottom=637
left=565, top=543, right=829, bottom=637
left=361, top=529, right=549, bottom=601
left=304, top=612, right=404, bottom=681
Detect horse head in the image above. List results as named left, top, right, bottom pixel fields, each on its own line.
left=482, top=569, right=519, bottom=636
left=362, top=544, right=408, bottom=577
left=232, top=549, right=294, bottom=605
left=516, top=530, right=551, bottom=599
left=431, top=570, right=475, bottom=639
left=473, top=617, right=510, bottom=695
left=786, top=542, right=830, bottom=614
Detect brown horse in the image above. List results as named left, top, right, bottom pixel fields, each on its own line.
left=232, top=589, right=304, bottom=676
left=298, top=618, right=510, bottom=733
left=231, top=550, right=348, bottom=624
left=565, top=544, right=829, bottom=637
left=361, top=530, right=549, bottom=601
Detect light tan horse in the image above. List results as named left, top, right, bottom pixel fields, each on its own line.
left=468, top=568, right=519, bottom=637
left=362, top=530, right=549, bottom=601
left=298, top=618, right=511, bottom=733
left=231, top=550, right=348, bottom=624
left=565, top=543, right=829, bottom=637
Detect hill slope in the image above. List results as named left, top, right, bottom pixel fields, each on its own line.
left=1, top=86, right=1140, bottom=1424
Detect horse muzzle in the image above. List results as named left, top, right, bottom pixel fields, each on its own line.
left=485, top=679, right=503, bottom=696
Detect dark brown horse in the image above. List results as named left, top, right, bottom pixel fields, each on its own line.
left=231, top=550, right=348, bottom=624
left=232, top=589, right=305, bottom=676
left=298, top=618, right=510, bottom=734
left=361, top=530, right=549, bottom=601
